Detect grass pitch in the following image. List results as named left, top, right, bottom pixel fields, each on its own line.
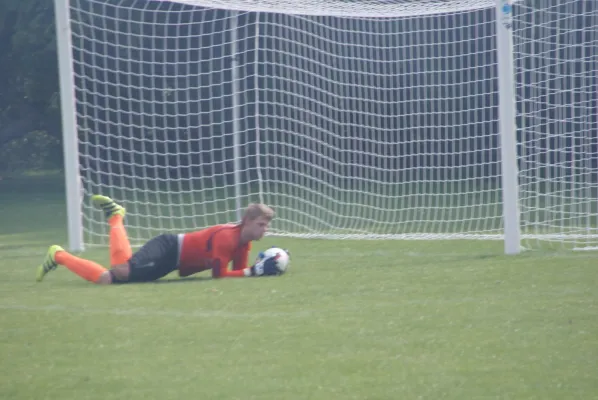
left=0, top=175, right=596, bottom=400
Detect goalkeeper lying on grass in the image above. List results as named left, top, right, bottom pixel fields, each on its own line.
left=36, top=195, right=286, bottom=284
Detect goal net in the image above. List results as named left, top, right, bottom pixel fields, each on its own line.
left=516, top=1, right=598, bottom=250
left=59, top=0, right=598, bottom=250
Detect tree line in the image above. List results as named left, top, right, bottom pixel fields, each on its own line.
left=0, top=0, right=63, bottom=174
left=0, top=0, right=596, bottom=184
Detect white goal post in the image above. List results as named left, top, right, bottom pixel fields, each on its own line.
left=54, top=0, right=598, bottom=253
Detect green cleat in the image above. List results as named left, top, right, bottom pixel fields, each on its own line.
left=36, top=245, right=64, bottom=282
left=91, top=195, right=126, bottom=220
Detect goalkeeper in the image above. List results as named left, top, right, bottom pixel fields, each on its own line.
left=36, top=195, right=283, bottom=284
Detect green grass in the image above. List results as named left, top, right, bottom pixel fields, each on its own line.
left=1, top=175, right=597, bottom=400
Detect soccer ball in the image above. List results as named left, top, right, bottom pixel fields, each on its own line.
left=257, top=247, right=291, bottom=274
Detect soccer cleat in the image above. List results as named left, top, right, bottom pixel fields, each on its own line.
left=91, top=195, right=126, bottom=220
left=36, top=245, right=64, bottom=282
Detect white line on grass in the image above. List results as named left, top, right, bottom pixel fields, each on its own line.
left=0, top=304, right=311, bottom=319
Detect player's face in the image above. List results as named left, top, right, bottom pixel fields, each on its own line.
left=244, top=216, right=270, bottom=241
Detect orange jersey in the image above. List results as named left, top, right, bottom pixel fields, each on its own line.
left=178, top=224, right=251, bottom=278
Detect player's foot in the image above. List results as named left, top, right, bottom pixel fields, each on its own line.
left=36, top=245, right=64, bottom=282
left=91, top=195, right=126, bottom=220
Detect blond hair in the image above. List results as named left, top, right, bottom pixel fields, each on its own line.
left=242, top=203, right=274, bottom=222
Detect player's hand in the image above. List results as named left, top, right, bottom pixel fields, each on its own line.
left=249, top=256, right=280, bottom=277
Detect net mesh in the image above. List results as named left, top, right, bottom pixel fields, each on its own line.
left=66, top=0, right=598, bottom=249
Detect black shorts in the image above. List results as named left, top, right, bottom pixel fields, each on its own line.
left=117, top=233, right=179, bottom=283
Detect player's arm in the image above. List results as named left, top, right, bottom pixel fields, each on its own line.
left=210, top=231, right=279, bottom=278
left=211, top=255, right=277, bottom=278
left=231, top=243, right=250, bottom=271
left=210, top=258, right=247, bottom=278
left=209, top=236, right=249, bottom=278
left=211, top=243, right=278, bottom=278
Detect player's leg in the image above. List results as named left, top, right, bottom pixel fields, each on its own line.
left=36, top=245, right=110, bottom=284
left=111, top=234, right=180, bottom=283
left=36, top=233, right=178, bottom=284
left=91, top=195, right=132, bottom=267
